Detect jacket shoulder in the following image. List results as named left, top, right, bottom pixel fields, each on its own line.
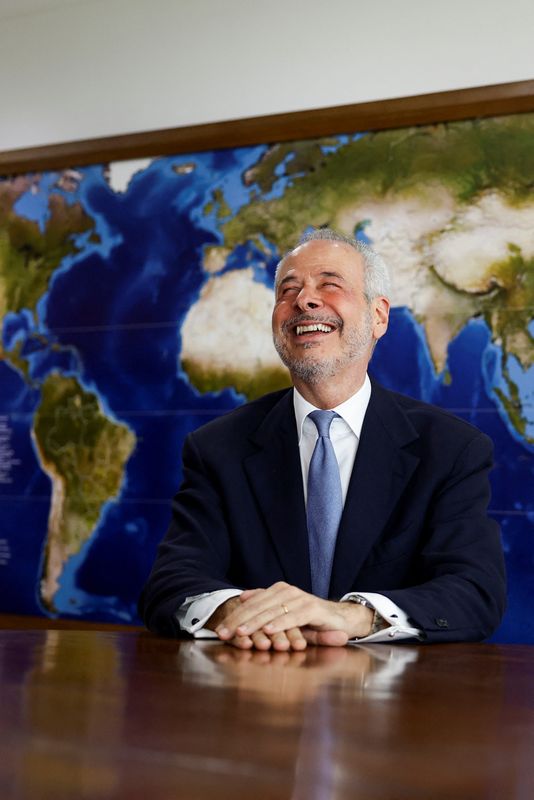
left=371, top=381, right=493, bottom=450
left=189, top=388, right=291, bottom=444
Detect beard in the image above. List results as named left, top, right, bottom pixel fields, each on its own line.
left=273, top=310, right=374, bottom=385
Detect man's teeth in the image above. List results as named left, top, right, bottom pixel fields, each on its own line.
left=295, top=324, right=332, bottom=335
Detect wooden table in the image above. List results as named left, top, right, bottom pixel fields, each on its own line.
left=1, top=628, right=533, bottom=799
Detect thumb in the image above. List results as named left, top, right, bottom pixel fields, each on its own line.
left=302, top=628, right=349, bottom=647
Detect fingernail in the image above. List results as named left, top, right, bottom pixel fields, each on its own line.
left=217, top=627, right=229, bottom=637
left=237, top=625, right=249, bottom=634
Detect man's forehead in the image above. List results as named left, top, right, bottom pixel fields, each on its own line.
left=279, top=239, right=364, bottom=276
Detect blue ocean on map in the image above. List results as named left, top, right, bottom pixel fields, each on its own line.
left=1, top=139, right=533, bottom=643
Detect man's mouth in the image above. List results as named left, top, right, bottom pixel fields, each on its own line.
left=294, top=323, right=335, bottom=336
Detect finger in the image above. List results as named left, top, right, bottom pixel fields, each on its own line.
left=269, top=630, right=292, bottom=651
left=262, top=596, right=325, bottom=635
left=236, top=603, right=296, bottom=637
left=250, top=630, right=273, bottom=651
left=240, top=587, right=321, bottom=636
left=218, top=584, right=303, bottom=638
left=264, top=597, right=353, bottom=637
left=227, top=634, right=254, bottom=650
left=302, top=628, right=349, bottom=647
left=230, top=596, right=297, bottom=637
left=217, top=611, right=272, bottom=639
left=237, top=582, right=294, bottom=616
left=285, top=626, right=307, bottom=651
left=217, top=596, right=288, bottom=638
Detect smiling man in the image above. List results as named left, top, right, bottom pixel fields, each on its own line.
left=139, top=228, right=506, bottom=649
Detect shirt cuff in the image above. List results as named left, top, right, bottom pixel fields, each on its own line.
left=177, top=588, right=243, bottom=637
left=340, top=591, right=424, bottom=643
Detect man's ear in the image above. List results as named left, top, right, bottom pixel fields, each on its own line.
left=372, top=296, right=390, bottom=341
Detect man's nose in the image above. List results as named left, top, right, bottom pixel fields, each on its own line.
left=295, top=287, right=323, bottom=311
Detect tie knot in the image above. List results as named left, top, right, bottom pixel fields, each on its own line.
left=308, top=409, right=337, bottom=438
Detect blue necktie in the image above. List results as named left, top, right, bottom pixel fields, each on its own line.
left=306, top=410, right=343, bottom=598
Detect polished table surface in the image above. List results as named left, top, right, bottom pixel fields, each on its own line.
left=1, top=627, right=533, bottom=800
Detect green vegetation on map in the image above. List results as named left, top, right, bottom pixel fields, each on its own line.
left=481, top=248, right=534, bottom=369
left=222, top=115, right=534, bottom=253
left=33, top=374, right=136, bottom=608
left=480, top=250, right=534, bottom=443
left=203, top=188, right=232, bottom=220
left=34, top=373, right=136, bottom=536
left=426, top=245, right=534, bottom=444
left=3, top=334, right=63, bottom=384
left=4, top=339, right=31, bottom=381
left=182, top=359, right=291, bottom=400
left=494, top=385, right=528, bottom=440
left=0, top=189, right=95, bottom=326
left=243, top=138, right=340, bottom=194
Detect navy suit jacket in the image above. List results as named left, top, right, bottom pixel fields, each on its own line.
left=139, top=381, right=506, bottom=642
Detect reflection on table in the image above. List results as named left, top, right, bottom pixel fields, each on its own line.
left=0, top=627, right=533, bottom=799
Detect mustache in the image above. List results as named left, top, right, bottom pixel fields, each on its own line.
left=280, top=313, right=343, bottom=333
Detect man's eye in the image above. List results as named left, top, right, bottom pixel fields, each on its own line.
left=323, top=282, right=340, bottom=289
left=281, top=285, right=299, bottom=294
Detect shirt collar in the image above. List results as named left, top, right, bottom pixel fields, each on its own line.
left=293, top=374, right=372, bottom=443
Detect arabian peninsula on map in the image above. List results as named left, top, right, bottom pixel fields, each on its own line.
left=0, top=113, right=533, bottom=641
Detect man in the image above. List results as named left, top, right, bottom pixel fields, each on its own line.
left=139, top=229, right=506, bottom=649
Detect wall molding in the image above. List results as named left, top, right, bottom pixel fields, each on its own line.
left=1, top=79, right=534, bottom=175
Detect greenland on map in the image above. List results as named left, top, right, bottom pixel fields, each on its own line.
left=0, top=111, right=533, bottom=642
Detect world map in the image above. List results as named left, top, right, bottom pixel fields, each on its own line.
left=1, top=112, right=533, bottom=642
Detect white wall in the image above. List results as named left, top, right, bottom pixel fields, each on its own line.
left=0, top=0, right=533, bottom=152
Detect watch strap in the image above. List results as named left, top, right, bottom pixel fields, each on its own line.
left=344, top=595, right=389, bottom=636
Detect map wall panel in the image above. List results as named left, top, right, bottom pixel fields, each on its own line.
left=1, top=113, right=533, bottom=641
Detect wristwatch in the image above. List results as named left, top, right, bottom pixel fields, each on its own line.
left=344, top=595, right=389, bottom=636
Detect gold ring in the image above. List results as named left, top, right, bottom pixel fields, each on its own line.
left=282, top=604, right=289, bottom=614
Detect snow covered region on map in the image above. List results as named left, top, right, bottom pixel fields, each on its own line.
left=0, top=113, right=533, bottom=641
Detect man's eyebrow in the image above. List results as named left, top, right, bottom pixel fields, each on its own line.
left=278, top=270, right=346, bottom=287
left=319, top=271, right=346, bottom=281
left=278, top=274, right=300, bottom=288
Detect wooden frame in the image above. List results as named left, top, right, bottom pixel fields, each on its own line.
left=1, top=79, right=534, bottom=176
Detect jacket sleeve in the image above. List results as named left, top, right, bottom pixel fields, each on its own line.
left=378, top=432, right=506, bottom=642
left=138, top=432, right=239, bottom=636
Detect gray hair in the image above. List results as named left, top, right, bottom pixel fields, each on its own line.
left=275, top=227, right=391, bottom=302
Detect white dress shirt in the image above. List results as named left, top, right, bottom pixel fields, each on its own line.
left=178, top=376, right=422, bottom=642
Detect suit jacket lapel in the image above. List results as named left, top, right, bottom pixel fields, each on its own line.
left=243, top=391, right=312, bottom=591
left=329, top=383, right=420, bottom=598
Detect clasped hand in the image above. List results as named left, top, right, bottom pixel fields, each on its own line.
left=210, top=582, right=374, bottom=651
